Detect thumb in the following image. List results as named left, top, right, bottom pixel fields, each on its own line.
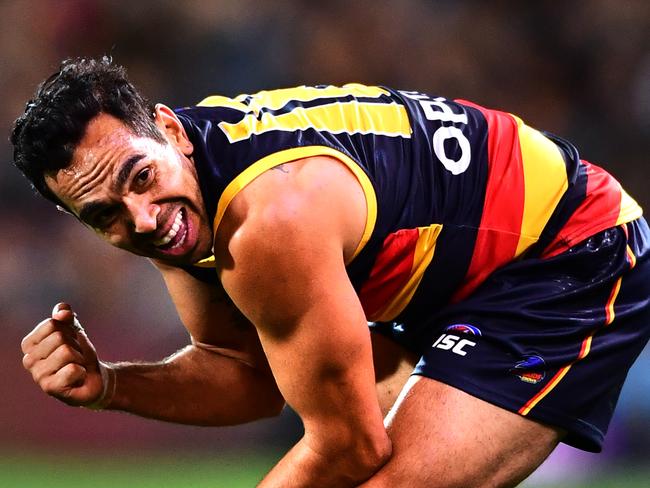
left=73, top=323, right=101, bottom=372
left=52, top=302, right=75, bottom=324
left=52, top=303, right=97, bottom=364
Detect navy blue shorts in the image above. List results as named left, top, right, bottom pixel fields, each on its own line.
left=404, top=218, right=650, bottom=452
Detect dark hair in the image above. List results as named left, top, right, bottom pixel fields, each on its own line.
left=10, top=56, right=165, bottom=206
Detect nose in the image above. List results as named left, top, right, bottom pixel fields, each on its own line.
left=124, top=196, right=160, bottom=234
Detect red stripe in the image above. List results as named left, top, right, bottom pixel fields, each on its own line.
left=577, top=335, right=591, bottom=358
left=605, top=278, right=621, bottom=326
left=358, top=229, right=419, bottom=318
left=542, top=161, right=622, bottom=258
left=451, top=102, right=525, bottom=302
left=519, top=332, right=593, bottom=415
left=518, top=365, right=568, bottom=415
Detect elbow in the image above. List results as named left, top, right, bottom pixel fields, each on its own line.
left=319, top=428, right=392, bottom=483
left=354, top=433, right=392, bottom=481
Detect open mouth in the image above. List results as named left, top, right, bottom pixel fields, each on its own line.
left=153, top=208, right=188, bottom=251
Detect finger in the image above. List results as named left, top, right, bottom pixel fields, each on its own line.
left=74, top=329, right=98, bottom=365
left=21, top=318, right=57, bottom=352
left=21, top=319, right=79, bottom=354
left=28, top=329, right=82, bottom=362
left=54, top=362, right=87, bottom=389
left=41, top=363, right=87, bottom=398
left=29, top=343, right=86, bottom=383
left=52, top=303, right=86, bottom=334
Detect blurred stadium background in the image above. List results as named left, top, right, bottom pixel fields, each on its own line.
left=1, top=1, right=648, bottom=486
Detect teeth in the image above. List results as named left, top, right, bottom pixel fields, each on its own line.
left=169, top=227, right=188, bottom=249
left=154, top=210, right=183, bottom=247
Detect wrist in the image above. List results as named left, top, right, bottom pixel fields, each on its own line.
left=84, top=361, right=116, bottom=410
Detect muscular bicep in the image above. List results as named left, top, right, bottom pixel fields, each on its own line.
left=216, top=157, right=387, bottom=454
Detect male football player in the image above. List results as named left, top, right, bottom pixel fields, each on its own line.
left=14, top=57, right=650, bottom=487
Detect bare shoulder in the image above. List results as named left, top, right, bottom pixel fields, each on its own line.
left=217, top=155, right=369, bottom=265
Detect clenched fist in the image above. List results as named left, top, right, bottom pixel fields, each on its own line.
left=21, top=303, right=115, bottom=409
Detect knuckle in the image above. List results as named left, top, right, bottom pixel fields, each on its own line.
left=51, top=330, right=66, bottom=344
left=56, top=364, right=72, bottom=381
left=60, top=363, right=83, bottom=383
left=32, top=367, right=47, bottom=384
left=55, top=344, right=78, bottom=363
left=22, top=353, right=34, bottom=370
left=40, top=377, right=58, bottom=395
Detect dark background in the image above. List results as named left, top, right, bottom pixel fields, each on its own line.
left=1, top=1, right=648, bottom=486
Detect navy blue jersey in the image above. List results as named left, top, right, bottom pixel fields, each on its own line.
left=174, top=84, right=649, bottom=452
left=175, top=84, right=641, bottom=323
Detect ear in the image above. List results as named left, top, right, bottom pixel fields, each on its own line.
left=153, top=103, right=194, bottom=156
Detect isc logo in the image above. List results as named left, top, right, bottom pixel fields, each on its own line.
left=431, top=334, right=476, bottom=356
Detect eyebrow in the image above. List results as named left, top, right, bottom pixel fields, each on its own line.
left=77, top=153, right=145, bottom=224
left=115, top=153, right=146, bottom=192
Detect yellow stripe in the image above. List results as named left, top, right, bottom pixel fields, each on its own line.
left=199, top=84, right=389, bottom=114
left=194, top=255, right=216, bottom=267
left=373, top=224, right=443, bottom=322
left=194, top=85, right=390, bottom=268
left=606, top=277, right=622, bottom=325
left=626, top=245, right=637, bottom=269
left=218, top=101, right=411, bottom=143
left=520, top=330, right=594, bottom=416
left=521, top=263, right=627, bottom=416
left=513, top=117, right=569, bottom=256
left=519, top=365, right=572, bottom=416
left=616, top=189, right=643, bottom=226
left=210, top=146, right=377, bottom=262
left=232, top=84, right=390, bottom=111
left=197, top=95, right=249, bottom=111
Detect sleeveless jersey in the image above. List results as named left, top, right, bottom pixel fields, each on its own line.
left=174, top=84, right=642, bottom=326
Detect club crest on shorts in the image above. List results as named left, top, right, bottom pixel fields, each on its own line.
left=444, top=324, right=482, bottom=336
left=510, top=355, right=546, bottom=384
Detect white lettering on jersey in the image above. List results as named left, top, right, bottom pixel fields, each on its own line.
left=399, top=91, right=472, bottom=175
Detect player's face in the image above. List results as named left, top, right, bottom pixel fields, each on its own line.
left=45, top=106, right=213, bottom=265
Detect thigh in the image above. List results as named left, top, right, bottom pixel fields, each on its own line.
left=361, top=376, right=563, bottom=488
left=371, top=331, right=418, bottom=416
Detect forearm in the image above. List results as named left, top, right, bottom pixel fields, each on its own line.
left=103, top=344, right=284, bottom=425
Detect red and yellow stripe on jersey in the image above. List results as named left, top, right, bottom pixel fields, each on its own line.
left=448, top=101, right=642, bottom=303
left=355, top=92, right=640, bottom=323
left=176, top=84, right=642, bottom=327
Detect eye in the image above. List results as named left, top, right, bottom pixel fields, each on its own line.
left=134, top=167, right=153, bottom=187
left=94, top=207, right=118, bottom=227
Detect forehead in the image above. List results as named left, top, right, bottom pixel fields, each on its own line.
left=46, top=113, right=159, bottom=209
left=70, top=113, right=141, bottom=170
